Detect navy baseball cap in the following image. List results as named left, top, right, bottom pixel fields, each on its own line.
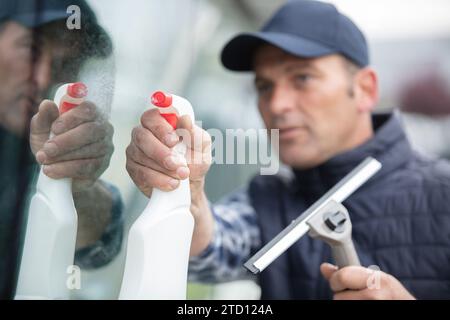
left=1, top=0, right=95, bottom=28
left=221, top=0, right=369, bottom=71
left=0, top=0, right=111, bottom=57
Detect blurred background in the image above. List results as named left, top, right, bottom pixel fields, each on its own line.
left=84, top=0, right=450, bottom=299
left=2, top=0, right=450, bottom=299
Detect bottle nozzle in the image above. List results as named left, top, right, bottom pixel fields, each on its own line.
left=60, top=82, right=88, bottom=114
left=67, top=82, right=88, bottom=98
left=151, top=91, right=172, bottom=108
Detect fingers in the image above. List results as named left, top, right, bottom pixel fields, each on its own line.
left=37, top=136, right=113, bottom=164
left=331, top=272, right=415, bottom=300
left=30, top=100, right=60, bottom=154
left=183, top=147, right=212, bottom=184
left=127, top=121, right=190, bottom=195
left=50, top=101, right=101, bottom=135
left=126, top=141, right=190, bottom=180
left=32, top=100, right=114, bottom=186
left=177, top=115, right=212, bottom=171
left=30, top=100, right=60, bottom=135
left=126, top=157, right=181, bottom=195
left=42, top=157, right=106, bottom=180
left=141, top=109, right=211, bottom=156
left=140, top=108, right=179, bottom=147
left=36, top=121, right=113, bottom=163
left=320, top=263, right=338, bottom=281
left=131, top=125, right=184, bottom=171
left=328, top=266, right=370, bottom=292
left=31, top=100, right=114, bottom=187
left=333, top=288, right=383, bottom=300
left=127, top=110, right=212, bottom=196
left=177, top=115, right=211, bottom=153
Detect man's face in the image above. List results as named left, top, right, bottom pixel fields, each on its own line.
left=0, top=21, right=80, bottom=136
left=254, top=45, right=370, bottom=169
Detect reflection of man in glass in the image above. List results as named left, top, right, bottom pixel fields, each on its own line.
left=0, top=0, right=122, bottom=299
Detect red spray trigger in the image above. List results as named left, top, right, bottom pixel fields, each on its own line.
left=161, top=113, right=178, bottom=129
left=67, top=82, right=88, bottom=98
left=60, top=82, right=88, bottom=114
left=60, top=102, right=77, bottom=114
left=151, top=91, right=177, bottom=129
left=152, top=91, right=172, bottom=108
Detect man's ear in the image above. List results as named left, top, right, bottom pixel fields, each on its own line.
left=353, top=67, right=379, bottom=113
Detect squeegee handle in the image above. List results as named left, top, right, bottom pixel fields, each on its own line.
left=331, top=238, right=361, bottom=268
left=307, top=200, right=361, bottom=269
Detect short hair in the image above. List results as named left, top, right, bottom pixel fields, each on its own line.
left=35, top=19, right=112, bottom=59
left=342, top=56, right=361, bottom=77
left=0, top=21, right=6, bottom=34
left=341, top=56, right=361, bottom=97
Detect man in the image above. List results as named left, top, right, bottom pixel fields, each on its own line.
left=0, top=0, right=122, bottom=299
left=125, top=1, right=450, bottom=299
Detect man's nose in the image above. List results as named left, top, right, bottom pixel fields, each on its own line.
left=32, top=52, right=52, bottom=93
left=268, top=84, right=297, bottom=116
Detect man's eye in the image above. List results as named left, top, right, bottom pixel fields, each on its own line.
left=16, top=39, right=33, bottom=53
left=255, top=83, right=272, bottom=94
left=19, top=40, right=32, bottom=48
left=18, top=41, right=44, bottom=60
left=295, top=74, right=312, bottom=83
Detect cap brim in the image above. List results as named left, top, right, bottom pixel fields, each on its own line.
left=12, top=11, right=69, bottom=28
left=221, top=32, right=336, bottom=71
left=13, top=11, right=112, bottom=58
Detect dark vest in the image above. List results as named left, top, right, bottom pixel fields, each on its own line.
left=249, top=114, right=450, bottom=299
left=0, top=127, right=35, bottom=299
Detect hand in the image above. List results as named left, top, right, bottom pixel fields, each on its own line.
left=30, top=99, right=114, bottom=193
left=126, top=109, right=213, bottom=255
left=320, top=263, right=415, bottom=300
left=126, top=108, right=211, bottom=198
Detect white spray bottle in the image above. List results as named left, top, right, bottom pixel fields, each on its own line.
left=119, top=91, right=195, bottom=300
left=16, top=82, right=88, bottom=300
